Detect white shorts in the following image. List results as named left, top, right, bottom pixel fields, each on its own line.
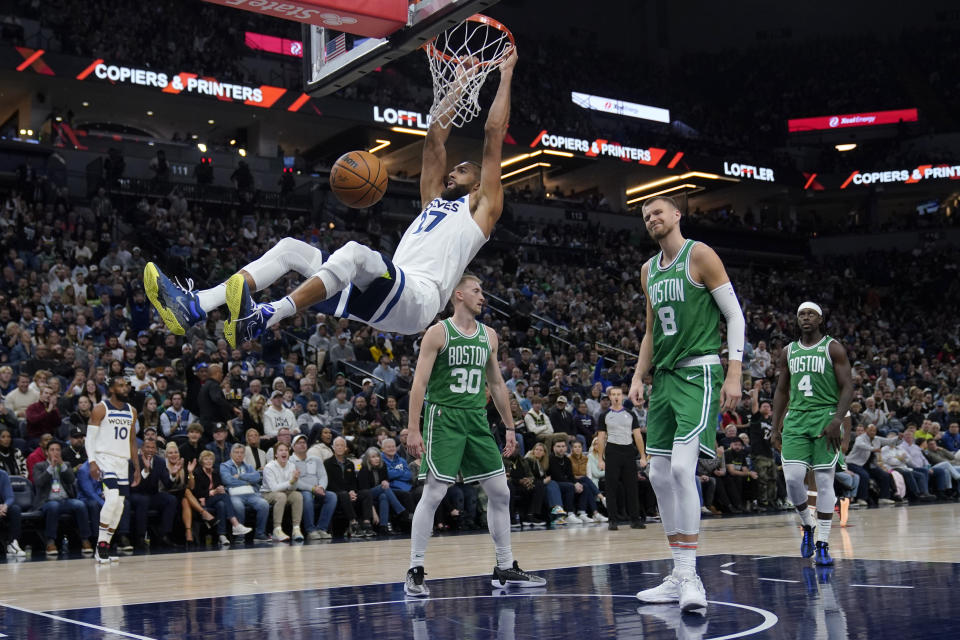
left=329, top=262, right=442, bottom=335
left=96, top=453, right=130, bottom=495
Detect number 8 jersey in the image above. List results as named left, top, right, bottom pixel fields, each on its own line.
left=93, top=400, right=135, bottom=459
left=786, top=336, right=838, bottom=411
left=646, top=239, right=721, bottom=370
left=425, top=319, right=490, bottom=409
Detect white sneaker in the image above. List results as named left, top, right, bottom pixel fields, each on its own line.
left=219, top=535, right=231, bottom=546
left=593, top=512, right=608, bottom=523
left=878, top=498, right=896, bottom=505
left=701, top=506, right=712, bottom=515
left=272, top=527, right=290, bottom=542
left=577, top=511, right=589, bottom=522
left=678, top=574, right=708, bottom=614
left=308, top=529, right=332, bottom=540
left=292, top=526, right=304, bottom=542
left=7, top=541, right=26, bottom=557
left=636, top=570, right=682, bottom=603
left=232, top=523, right=252, bottom=536
left=565, top=512, right=583, bottom=524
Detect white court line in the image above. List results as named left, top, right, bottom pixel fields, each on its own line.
left=757, top=578, right=799, bottom=584
left=641, top=572, right=662, bottom=575
left=721, top=569, right=738, bottom=576
left=316, top=593, right=780, bottom=640
left=0, top=602, right=155, bottom=640
left=720, top=562, right=736, bottom=568
left=751, top=556, right=778, bottom=560
left=849, top=584, right=913, bottom=589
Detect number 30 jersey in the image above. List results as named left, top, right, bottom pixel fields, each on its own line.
left=425, top=319, right=490, bottom=409
left=786, top=336, right=838, bottom=411
left=93, top=401, right=134, bottom=459
left=646, top=239, right=721, bottom=370
left=392, top=194, right=488, bottom=305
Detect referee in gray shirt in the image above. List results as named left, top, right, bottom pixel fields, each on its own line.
left=596, top=387, right=647, bottom=530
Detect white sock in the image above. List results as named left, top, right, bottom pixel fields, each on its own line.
left=196, top=283, right=227, bottom=312
left=496, top=547, right=514, bottom=571
left=817, top=517, right=832, bottom=543
left=670, top=541, right=697, bottom=576
left=97, top=526, right=113, bottom=545
left=265, top=296, right=297, bottom=328
left=796, top=505, right=817, bottom=529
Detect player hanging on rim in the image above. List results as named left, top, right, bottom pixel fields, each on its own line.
left=403, top=274, right=545, bottom=596
left=771, top=302, right=853, bottom=567
left=144, top=48, right=518, bottom=347
left=630, top=196, right=746, bottom=615
left=86, top=377, right=141, bottom=564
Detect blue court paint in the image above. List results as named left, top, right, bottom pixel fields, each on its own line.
left=1, top=555, right=957, bottom=639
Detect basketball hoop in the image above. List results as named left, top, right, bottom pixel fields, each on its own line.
left=423, top=14, right=515, bottom=129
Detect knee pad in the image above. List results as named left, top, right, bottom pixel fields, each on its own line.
left=814, top=469, right=837, bottom=514
left=101, top=488, right=124, bottom=529
left=782, top=463, right=810, bottom=505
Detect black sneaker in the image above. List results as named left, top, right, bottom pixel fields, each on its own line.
left=490, top=561, right=547, bottom=589
left=404, top=566, right=429, bottom=597
left=108, top=542, right=120, bottom=562
left=118, top=535, right=134, bottom=553
left=608, top=521, right=619, bottom=531
left=95, top=541, right=111, bottom=564
left=631, top=520, right=647, bottom=529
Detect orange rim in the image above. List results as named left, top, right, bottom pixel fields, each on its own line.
left=423, top=13, right=515, bottom=67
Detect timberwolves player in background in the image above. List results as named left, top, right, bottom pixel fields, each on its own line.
left=144, top=49, right=518, bottom=346
left=86, top=377, right=140, bottom=563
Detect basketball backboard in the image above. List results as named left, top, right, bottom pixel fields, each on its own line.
left=303, top=0, right=502, bottom=97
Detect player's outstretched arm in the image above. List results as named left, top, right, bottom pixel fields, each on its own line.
left=770, top=349, right=790, bottom=451
left=629, top=262, right=654, bottom=407
left=473, top=48, right=517, bottom=237
left=420, top=118, right=452, bottom=204
left=692, top=244, right=745, bottom=411
left=483, top=329, right=516, bottom=456
left=405, top=324, right=445, bottom=458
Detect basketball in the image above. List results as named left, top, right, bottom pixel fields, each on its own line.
left=330, top=150, right=388, bottom=208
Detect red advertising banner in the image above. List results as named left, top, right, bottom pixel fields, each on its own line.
left=245, top=32, right=303, bottom=58
left=788, top=108, right=918, bottom=133
left=202, top=0, right=407, bottom=38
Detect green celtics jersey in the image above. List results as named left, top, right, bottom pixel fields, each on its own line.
left=646, top=239, right=721, bottom=370
left=787, top=336, right=838, bottom=411
left=425, top=318, right=491, bottom=409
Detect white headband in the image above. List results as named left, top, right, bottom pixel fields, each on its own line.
left=797, top=301, right=823, bottom=317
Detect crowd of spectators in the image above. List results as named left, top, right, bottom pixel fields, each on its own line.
left=5, top=1, right=958, bottom=171
left=1, top=163, right=959, bottom=558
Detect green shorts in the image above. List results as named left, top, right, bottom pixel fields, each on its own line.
left=781, top=408, right=841, bottom=470
left=646, top=363, right=722, bottom=459
left=419, top=403, right=504, bottom=483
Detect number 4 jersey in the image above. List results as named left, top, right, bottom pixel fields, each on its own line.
left=647, top=239, right=721, bottom=370
left=93, top=400, right=134, bottom=460
left=786, top=336, right=838, bottom=411
left=425, top=318, right=490, bottom=409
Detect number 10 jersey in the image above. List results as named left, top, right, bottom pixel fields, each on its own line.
left=93, top=400, right=134, bottom=460
left=646, top=239, right=721, bottom=370
left=425, top=319, right=490, bottom=409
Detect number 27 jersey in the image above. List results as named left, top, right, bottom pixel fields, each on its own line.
left=94, top=401, right=134, bottom=459
left=425, top=319, right=490, bottom=409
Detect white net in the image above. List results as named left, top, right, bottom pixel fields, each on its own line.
left=425, top=15, right=514, bottom=129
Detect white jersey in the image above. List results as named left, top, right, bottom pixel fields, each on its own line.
left=93, top=400, right=134, bottom=460
left=392, top=194, right=488, bottom=304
